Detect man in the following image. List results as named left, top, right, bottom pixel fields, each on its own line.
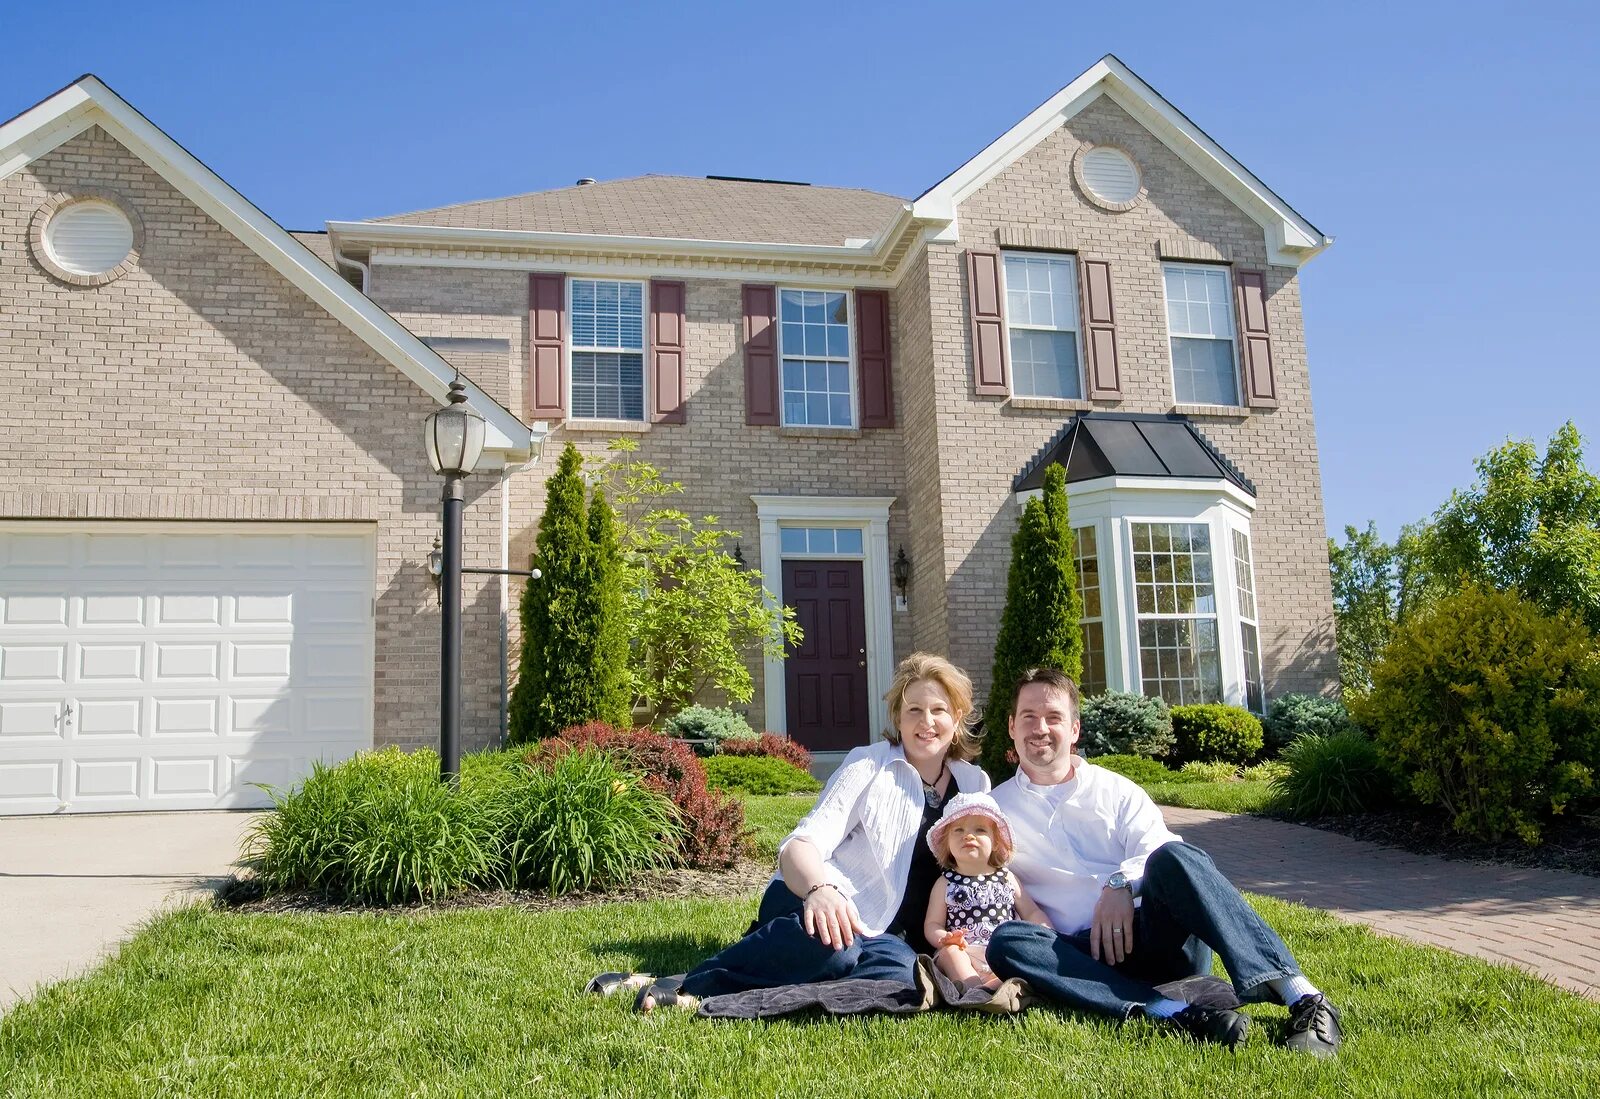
left=987, top=668, right=1342, bottom=1055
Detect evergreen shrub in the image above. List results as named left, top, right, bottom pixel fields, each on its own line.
left=1170, top=704, right=1264, bottom=765
left=1270, top=733, right=1395, bottom=819
left=1087, top=754, right=1175, bottom=786
left=702, top=755, right=822, bottom=797
left=663, top=706, right=755, bottom=751
left=1078, top=692, right=1174, bottom=759
left=1263, top=694, right=1354, bottom=756
left=719, top=733, right=813, bottom=772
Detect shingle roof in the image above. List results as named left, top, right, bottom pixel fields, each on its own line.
left=368, top=175, right=908, bottom=246
left=1013, top=412, right=1256, bottom=495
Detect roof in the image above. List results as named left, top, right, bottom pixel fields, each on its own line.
left=289, top=229, right=338, bottom=271
left=371, top=175, right=908, bottom=247
left=1013, top=412, right=1257, bottom=496
left=0, top=76, right=532, bottom=460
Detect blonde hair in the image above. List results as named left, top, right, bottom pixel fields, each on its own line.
left=935, top=816, right=1012, bottom=871
left=882, top=652, right=982, bottom=762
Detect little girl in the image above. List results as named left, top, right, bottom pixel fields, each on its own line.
left=923, top=792, right=1050, bottom=991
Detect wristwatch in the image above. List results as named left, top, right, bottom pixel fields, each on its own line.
left=1105, top=871, right=1132, bottom=892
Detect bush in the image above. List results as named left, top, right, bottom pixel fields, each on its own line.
left=1263, top=694, right=1355, bottom=755
left=529, top=721, right=748, bottom=868
left=702, top=755, right=822, bottom=797
left=663, top=706, right=755, bottom=752
left=1170, top=704, right=1265, bottom=766
left=1353, top=584, right=1600, bottom=844
left=1179, top=760, right=1239, bottom=783
left=497, top=749, right=678, bottom=895
left=719, top=733, right=812, bottom=772
left=1079, top=692, right=1175, bottom=759
left=1242, top=760, right=1291, bottom=784
left=1270, top=733, right=1395, bottom=819
left=244, top=748, right=499, bottom=905
left=1087, top=754, right=1175, bottom=786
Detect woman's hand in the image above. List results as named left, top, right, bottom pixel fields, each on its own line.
left=803, top=883, right=867, bottom=948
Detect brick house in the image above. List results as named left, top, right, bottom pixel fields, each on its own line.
left=0, top=56, right=1336, bottom=813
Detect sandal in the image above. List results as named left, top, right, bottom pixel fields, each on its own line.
left=586, top=972, right=652, bottom=997
left=633, top=981, right=699, bottom=1014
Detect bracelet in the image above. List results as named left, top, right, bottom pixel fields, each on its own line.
left=805, top=882, right=840, bottom=899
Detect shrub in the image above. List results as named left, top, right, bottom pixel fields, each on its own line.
left=1270, top=733, right=1395, bottom=819
left=244, top=748, right=499, bottom=905
left=719, top=733, right=812, bottom=772
left=1263, top=693, right=1354, bottom=755
left=1242, top=760, right=1291, bottom=784
left=1170, top=704, right=1264, bottom=765
left=1353, top=584, right=1600, bottom=844
left=1087, top=754, right=1175, bottom=786
left=1079, top=692, right=1175, bottom=759
left=530, top=721, right=748, bottom=868
left=663, top=705, right=755, bottom=752
left=497, top=749, right=678, bottom=895
left=1179, top=760, right=1239, bottom=783
left=702, top=755, right=822, bottom=797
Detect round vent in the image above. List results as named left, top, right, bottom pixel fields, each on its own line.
left=45, top=200, right=135, bottom=276
left=1080, top=147, right=1141, bottom=204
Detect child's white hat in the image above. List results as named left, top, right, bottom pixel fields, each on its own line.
left=926, top=791, right=1015, bottom=859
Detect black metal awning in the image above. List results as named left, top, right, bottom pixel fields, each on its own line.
left=1012, top=412, right=1256, bottom=496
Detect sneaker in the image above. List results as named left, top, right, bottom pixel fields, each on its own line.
left=1166, top=1003, right=1250, bottom=1050
left=1284, top=993, right=1342, bottom=1057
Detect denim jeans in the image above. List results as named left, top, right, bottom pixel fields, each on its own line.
left=986, top=841, right=1302, bottom=1019
left=678, top=879, right=921, bottom=998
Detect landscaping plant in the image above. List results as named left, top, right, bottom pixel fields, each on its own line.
left=1086, top=754, right=1175, bottom=786
left=1262, top=693, right=1355, bottom=756
left=718, top=732, right=812, bottom=772
left=1078, top=691, right=1175, bottom=759
left=1169, top=704, right=1264, bottom=766
left=1269, top=732, right=1394, bottom=819
left=702, top=755, right=822, bottom=797
left=663, top=705, right=755, bottom=752
left=1327, top=520, right=1433, bottom=694
left=1178, top=760, right=1239, bottom=783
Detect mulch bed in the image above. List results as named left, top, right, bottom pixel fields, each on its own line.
left=1279, top=808, right=1600, bottom=879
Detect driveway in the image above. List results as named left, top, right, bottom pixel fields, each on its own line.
left=0, top=811, right=259, bottom=1012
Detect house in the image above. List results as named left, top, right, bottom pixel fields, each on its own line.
left=0, top=56, right=1336, bottom=814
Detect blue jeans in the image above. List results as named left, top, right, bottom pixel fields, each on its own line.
left=986, top=841, right=1302, bottom=1019
left=678, top=880, right=920, bottom=998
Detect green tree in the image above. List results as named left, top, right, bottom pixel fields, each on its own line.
left=585, top=487, right=633, bottom=727
left=1327, top=521, right=1434, bottom=694
left=984, top=463, right=1082, bottom=778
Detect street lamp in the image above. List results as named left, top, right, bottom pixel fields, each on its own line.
left=424, top=378, right=485, bottom=783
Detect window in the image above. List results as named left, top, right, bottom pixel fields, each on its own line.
left=570, top=278, right=645, bottom=420
left=1232, top=529, right=1264, bottom=713
left=1003, top=253, right=1082, bottom=398
left=1163, top=264, right=1239, bottom=406
left=1132, top=521, right=1223, bottom=706
left=779, top=289, right=853, bottom=427
left=1073, top=526, right=1106, bottom=695
left=779, top=526, right=864, bottom=556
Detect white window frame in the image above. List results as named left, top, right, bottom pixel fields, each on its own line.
left=1001, top=251, right=1085, bottom=400
left=777, top=287, right=856, bottom=428
left=1072, top=524, right=1108, bottom=696
left=1232, top=528, right=1265, bottom=714
left=1127, top=518, right=1225, bottom=707
left=567, top=276, right=648, bottom=422
left=1162, top=262, right=1242, bottom=407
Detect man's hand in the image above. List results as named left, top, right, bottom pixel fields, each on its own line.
left=1090, top=885, right=1136, bottom=964
left=803, top=884, right=867, bottom=948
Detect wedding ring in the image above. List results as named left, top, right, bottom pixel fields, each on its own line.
left=1112, top=928, right=1123, bottom=935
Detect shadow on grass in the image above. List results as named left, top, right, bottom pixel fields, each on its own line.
left=588, top=932, right=734, bottom=975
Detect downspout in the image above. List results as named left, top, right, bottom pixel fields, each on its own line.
left=499, top=476, right=511, bottom=747
left=333, top=246, right=371, bottom=294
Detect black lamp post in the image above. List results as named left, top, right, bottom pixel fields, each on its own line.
left=424, top=378, right=485, bottom=783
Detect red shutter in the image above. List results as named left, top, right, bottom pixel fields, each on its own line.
left=855, top=289, right=894, bottom=428
left=966, top=248, right=1008, bottom=395
left=1080, top=259, right=1122, bottom=400
left=527, top=273, right=566, bottom=417
left=742, top=284, right=779, bottom=425
left=649, top=280, right=686, bottom=424
left=1234, top=269, right=1277, bottom=407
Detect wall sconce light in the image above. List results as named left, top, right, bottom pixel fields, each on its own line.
left=733, top=542, right=746, bottom=569
left=893, top=545, right=911, bottom=610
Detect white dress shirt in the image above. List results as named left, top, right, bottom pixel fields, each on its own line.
left=778, top=739, right=990, bottom=936
left=991, top=756, right=1180, bottom=935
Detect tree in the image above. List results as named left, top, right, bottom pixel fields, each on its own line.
left=984, top=463, right=1082, bottom=778
left=1327, top=521, right=1433, bottom=695
left=585, top=488, right=633, bottom=727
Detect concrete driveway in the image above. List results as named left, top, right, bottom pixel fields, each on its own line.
left=0, top=811, right=259, bottom=1012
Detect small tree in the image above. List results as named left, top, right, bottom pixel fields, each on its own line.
left=1327, top=521, right=1433, bottom=694
left=984, top=464, right=1082, bottom=778
left=585, top=488, right=633, bottom=727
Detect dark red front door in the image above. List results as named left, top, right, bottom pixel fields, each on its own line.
left=783, top=560, right=870, bottom=752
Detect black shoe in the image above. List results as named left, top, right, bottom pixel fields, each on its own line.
left=1284, top=993, right=1342, bottom=1057
left=1166, top=1003, right=1250, bottom=1050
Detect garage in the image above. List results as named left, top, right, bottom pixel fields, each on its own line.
left=0, top=523, right=375, bottom=814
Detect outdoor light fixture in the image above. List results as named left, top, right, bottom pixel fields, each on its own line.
left=733, top=542, right=746, bottom=569
left=894, top=545, right=911, bottom=597
left=424, top=378, right=486, bottom=477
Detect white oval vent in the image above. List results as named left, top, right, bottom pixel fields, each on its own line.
left=45, top=200, right=135, bottom=276
left=1080, top=147, right=1141, bottom=204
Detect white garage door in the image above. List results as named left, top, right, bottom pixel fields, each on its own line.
left=0, top=523, right=375, bottom=814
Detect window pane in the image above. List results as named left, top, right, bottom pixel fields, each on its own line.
left=1232, top=529, right=1257, bottom=621
left=780, top=291, right=802, bottom=322
left=782, top=323, right=804, bottom=354
left=570, top=351, right=644, bottom=422
left=1137, top=618, right=1222, bottom=706
left=782, top=360, right=804, bottom=389
left=1009, top=329, right=1081, bottom=398
left=828, top=362, right=849, bottom=392
left=1081, top=621, right=1106, bottom=696
left=1172, top=337, right=1238, bottom=405
left=1241, top=622, right=1264, bottom=714
left=827, top=325, right=849, bottom=359
left=806, top=394, right=829, bottom=424
left=836, top=528, right=863, bottom=554
left=784, top=394, right=806, bottom=423
left=807, top=528, right=836, bottom=554
left=829, top=395, right=852, bottom=425
left=1073, top=526, right=1101, bottom=619
left=781, top=528, right=806, bottom=554
left=804, top=325, right=826, bottom=356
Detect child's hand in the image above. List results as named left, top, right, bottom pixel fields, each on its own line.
left=939, top=929, right=967, bottom=949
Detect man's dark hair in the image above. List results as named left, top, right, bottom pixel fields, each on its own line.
left=1011, top=667, right=1080, bottom=716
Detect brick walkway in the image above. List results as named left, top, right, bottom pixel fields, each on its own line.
left=1164, top=807, right=1600, bottom=1000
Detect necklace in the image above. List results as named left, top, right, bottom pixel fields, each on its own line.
left=921, top=761, right=949, bottom=809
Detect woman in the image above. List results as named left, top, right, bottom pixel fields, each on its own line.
left=597, top=652, right=989, bottom=1012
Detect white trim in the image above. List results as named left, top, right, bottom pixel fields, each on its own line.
left=0, top=78, right=532, bottom=459
left=751, top=496, right=895, bottom=740
left=367, top=249, right=903, bottom=289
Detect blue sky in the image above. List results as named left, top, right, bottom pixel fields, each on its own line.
left=5, top=0, right=1596, bottom=542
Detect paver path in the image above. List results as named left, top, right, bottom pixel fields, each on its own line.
left=1165, top=807, right=1600, bottom=1000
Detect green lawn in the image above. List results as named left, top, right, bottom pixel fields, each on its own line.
left=1144, top=779, right=1276, bottom=814
left=739, top=794, right=814, bottom=861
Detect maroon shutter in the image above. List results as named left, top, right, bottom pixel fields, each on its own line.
left=527, top=273, right=566, bottom=417
left=649, top=280, right=686, bottom=424
left=855, top=289, right=894, bottom=428
left=1234, top=269, right=1277, bottom=407
left=966, top=248, right=1008, bottom=395
left=742, top=284, right=779, bottom=425
left=1080, top=259, right=1122, bottom=400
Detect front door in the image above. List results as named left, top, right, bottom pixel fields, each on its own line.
left=782, top=559, right=869, bottom=752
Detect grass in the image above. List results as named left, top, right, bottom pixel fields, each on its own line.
left=1, top=891, right=1595, bottom=1097
left=1144, top=779, right=1277, bottom=814
left=740, top=793, right=814, bottom=862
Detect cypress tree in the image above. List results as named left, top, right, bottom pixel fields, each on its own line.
left=983, top=463, right=1083, bottom=777
left=585, top=486, right=634, bottom=727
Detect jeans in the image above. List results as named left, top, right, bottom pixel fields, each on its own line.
left=678, top=879, right=921, bottom=998
left=986, top=841, right=1302, bottom=1019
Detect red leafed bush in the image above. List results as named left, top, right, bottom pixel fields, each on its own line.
left=719, top=733, right=812, bottom=773
left=527, top=721, right=748, bottom=869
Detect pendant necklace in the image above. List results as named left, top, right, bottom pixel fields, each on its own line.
left=922, top=761, right=949, bottom=809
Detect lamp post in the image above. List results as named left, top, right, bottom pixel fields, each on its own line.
left=424, top=378, right=485, bottom=783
